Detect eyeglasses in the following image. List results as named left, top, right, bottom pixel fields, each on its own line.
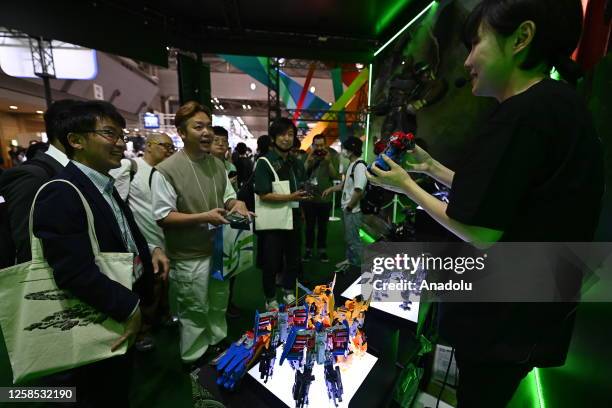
left=81, top=129, right=125, bottom=144
left=212, top=138, right=229, bottom=146
left=149, top=141, right=176, bottom=152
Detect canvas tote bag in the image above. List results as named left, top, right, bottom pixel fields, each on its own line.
left=254, top=157, right=293, bottom=230
left=0, top=179, right=133, bottom=383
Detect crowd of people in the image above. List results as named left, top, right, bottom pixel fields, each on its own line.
left=0, top=97, right=369, bottom=405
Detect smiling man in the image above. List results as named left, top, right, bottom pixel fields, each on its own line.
left=32, top=101, right=155, bottom=406
left=150, top=101, right=250, bottom=368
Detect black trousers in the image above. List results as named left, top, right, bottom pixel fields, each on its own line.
left=455, top=350, right=533, bottom=408
left=38, top=353, right=132, bottom=407
left=259, top=221, right=301, bottom=299
left=302, top=201, right=332, bottom=250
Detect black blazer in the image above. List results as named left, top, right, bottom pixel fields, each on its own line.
left=0, top=151, right=63, bottom=266
left=32, top=162, right=154, bottom=322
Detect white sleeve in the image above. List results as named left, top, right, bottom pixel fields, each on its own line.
left=109, top=159, right=131, bottom=201
left=353, top=163, right=368, bottom=191
left=223, top=171, right=238, bottom=204
left=151, top=171, right=178, bottom=221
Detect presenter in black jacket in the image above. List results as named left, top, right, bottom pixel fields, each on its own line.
left=367, top=0, right=604, bottom=406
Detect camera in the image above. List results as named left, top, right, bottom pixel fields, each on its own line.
left=313, top=149, right=328, bottom=158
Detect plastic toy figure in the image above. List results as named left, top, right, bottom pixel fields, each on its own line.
left=214, top=275, right=369, bottom=407
left=370, top=131, right=415, bottom=172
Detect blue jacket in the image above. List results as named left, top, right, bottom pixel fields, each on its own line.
left=32, top=162, right=154, bottom=322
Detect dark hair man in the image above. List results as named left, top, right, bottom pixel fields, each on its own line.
left=254, top=118, right=309, bottom=309
left=211, top=125, right=238, bottom=190
left=367, top=0, right=603, bottom=405
left=302, top=134, right=340, bottom=262
left=150, top=101, right=251, bottom=367
left=0, top=99, right=77, bottom=267
left=32, top=100, right=156, bottom=405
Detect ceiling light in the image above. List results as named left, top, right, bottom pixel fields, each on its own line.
left=355, top=63, right=364, bottom=69
left=36, top=110, right=44, bottom=114
left=278, top=58, right=286, bottom=65
left=310, top=86, right=316, bottom=93
left=134, top=128, right=139, bottom=132
left=242, top=104, right=247, bottom=109
left=250, top=82, right=257, bottom=91
left=220, top=105, right=225, bottom=110
left=247, top=105, right=251, bottom=110
left=9, top=105, right=18, bottom=110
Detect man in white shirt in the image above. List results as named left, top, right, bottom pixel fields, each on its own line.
left=323, top=137, right=367, bottom=273
left=111, top=132, right=174, bottom=350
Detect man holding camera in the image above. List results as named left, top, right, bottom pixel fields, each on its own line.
left=302, top=134, right=340, bottom=262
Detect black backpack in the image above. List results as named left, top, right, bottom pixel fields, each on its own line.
left=0, top=159, right=56, bottom=268
left=349, top=160, right=391, bottom=215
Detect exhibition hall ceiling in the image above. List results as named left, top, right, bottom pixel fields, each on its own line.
left=0, top=0, right=434, bottom=65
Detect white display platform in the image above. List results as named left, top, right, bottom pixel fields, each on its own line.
left=247, top=348, right=378, bottom=408
left=413, top=391, right=454, bottom=408
left=341, top=276, right=420, bottom=323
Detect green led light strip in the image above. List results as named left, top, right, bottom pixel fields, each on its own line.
left=359, top=228, right=376, bottom=244
left=364, top=63, right=373, bottom=162
left=373, top=1, right=437, bottom=57
left=534, top=368, right=546, bottom=408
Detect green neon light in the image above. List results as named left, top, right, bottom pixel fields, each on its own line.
left=550, top=67, right=561, bottom=81
left=374, top=1, right=437, bottom=57
left=376, top=0, right=412, bottom=35
left=359, top=228, right=376, bottom=244
left=534, top=368, right=546, bottom=408
left=364, top=63, right=373, bottom=162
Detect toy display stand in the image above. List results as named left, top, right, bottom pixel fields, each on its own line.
left=247, top=348, right=378, bottom=408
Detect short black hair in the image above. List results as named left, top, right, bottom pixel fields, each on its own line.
left=212, top=126, right=228, bottom=138
left=269, top=118, right=297, bottom=140
left=313, top=134, right=325, bottom=144
left=56, top=100, right=126, bottom=158
left=235, top=142, right=248, bottom=155
left=44, top=99, right=79, bottom=143
left=257, top=135, right=271, bottom=155
left=462, top=0, right=583, bottom=84
left=341, top=137, right=363, bottom=157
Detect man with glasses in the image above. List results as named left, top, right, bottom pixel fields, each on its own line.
left=211, top=126, right=238, bottom=191
left=112, top=132, right=174, bottom=350
left=32, top=100, right=156, bottom=406
left=151, top=101, right=251, bottom=370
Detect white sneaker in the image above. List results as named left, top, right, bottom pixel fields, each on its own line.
left=335, top=259, right=349, bottom=268
left=283, top=292, right=296, bottom=306
left=266, top=299, right=279, bottom=310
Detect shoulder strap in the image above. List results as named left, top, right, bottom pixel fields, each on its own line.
left=256, top=157, right=280, bottom=182
left=23, top=158, right=56, bottom=178
left=148, top=167, right=158, bottom=188
left=28, top=179, right=101, bottom=262
left=129, top=159, right=138, bottom=182
left=350, top=160, right=367, bottom=180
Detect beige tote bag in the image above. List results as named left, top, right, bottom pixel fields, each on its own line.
left=0, top=179, right=133, bottom=383
left=254, top=157, right=293, bottom=230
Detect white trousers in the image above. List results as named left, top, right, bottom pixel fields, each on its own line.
left=169, top=256, right=230, bottom=363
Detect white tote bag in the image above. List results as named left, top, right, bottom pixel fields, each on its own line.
left=254, top=157, right=293, bottom=231
left=0, top=180, right=134, bottom=383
